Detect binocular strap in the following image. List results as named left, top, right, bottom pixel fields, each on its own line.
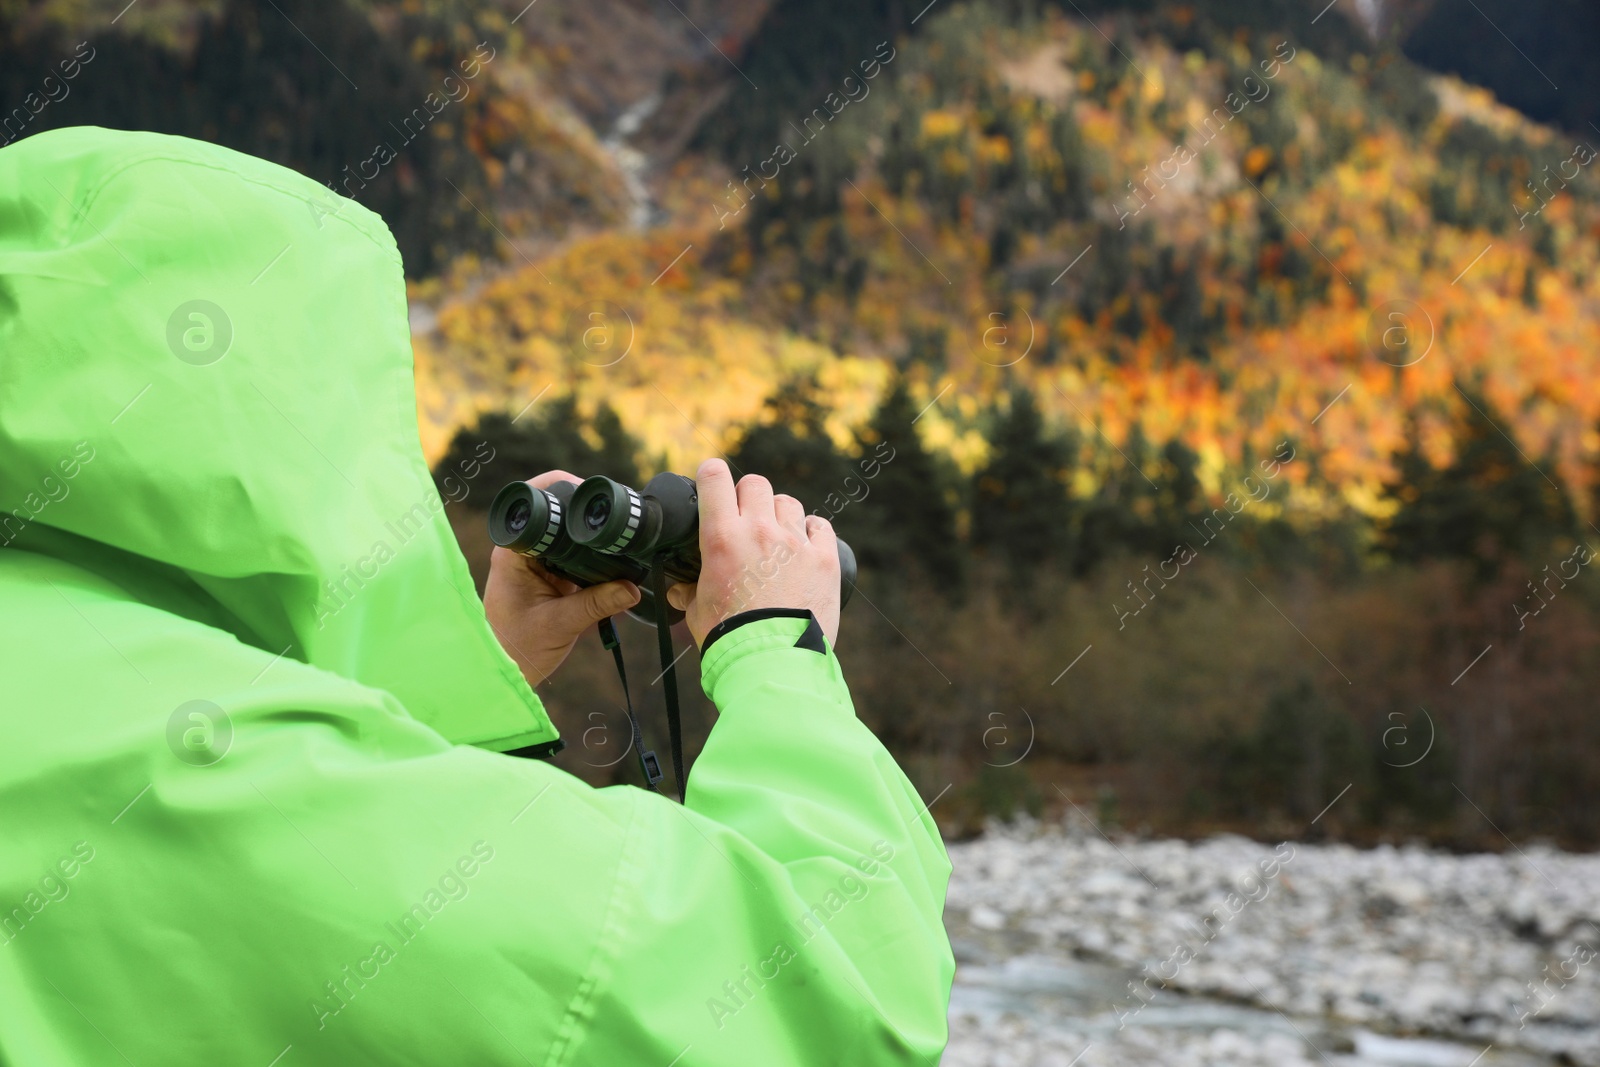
left=597, top=617, right=665, bottom=793
left=648, top=565, right=689, bottom=803
left=594, top=563, right=690, bottom=802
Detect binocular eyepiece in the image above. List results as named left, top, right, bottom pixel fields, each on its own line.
left=488, top=474, right=856, bottom=626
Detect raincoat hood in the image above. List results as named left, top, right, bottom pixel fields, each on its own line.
left=0, top=125, right=953, bottom=1067
left=0, top=125, right=557, bottom=752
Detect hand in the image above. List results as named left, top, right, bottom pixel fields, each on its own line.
left=666, top=459, right=841, bottom=649
left=483, top=470, right=641, bottom=687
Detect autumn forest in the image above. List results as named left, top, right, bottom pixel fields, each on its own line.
left=9, top=0, right=1600, bottom=845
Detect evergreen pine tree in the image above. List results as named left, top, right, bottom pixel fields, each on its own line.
left=433, top=396, right=641, bottom=509
left=971, top=386, right=1079, bottom=579
left=1076, top=428, right=1211, bottom=573
left=726, top=377, right=856, bottom=528
left=1379, top=386, right=1577, bottom=576
left=851, top=376, right=964, bottom=589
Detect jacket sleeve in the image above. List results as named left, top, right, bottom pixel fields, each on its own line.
left=572, top=612, right=956, bottom=1064
left=8, top=591, right=953, bottom=1067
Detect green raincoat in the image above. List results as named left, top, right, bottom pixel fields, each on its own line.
left=0, top=127, right=954, bottom=1065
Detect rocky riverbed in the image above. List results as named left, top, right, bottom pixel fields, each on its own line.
left=943, top=819, right=1600, bottom=1066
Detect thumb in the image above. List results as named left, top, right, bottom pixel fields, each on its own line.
left=666, top=582, right=696, bottom=611
left=550, top=580, right=640, bottom=633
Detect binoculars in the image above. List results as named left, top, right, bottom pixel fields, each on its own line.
left=487, top=474, right=856, bottom=625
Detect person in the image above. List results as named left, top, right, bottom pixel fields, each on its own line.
left=0, top=127, right=953, bottom=1064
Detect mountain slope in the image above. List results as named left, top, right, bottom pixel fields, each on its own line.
left=418, top=1, right=1600, bottom=534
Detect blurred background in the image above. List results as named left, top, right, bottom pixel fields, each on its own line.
left=6, top=0, right=1598, bottom=1063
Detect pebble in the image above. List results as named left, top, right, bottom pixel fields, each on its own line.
left=943, top=817, right=1600, bottom=1066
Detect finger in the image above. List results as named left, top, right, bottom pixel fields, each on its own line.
left=525, top=555, right=580, bottom=596
left=805, top=514, right=838, bottom=557
left=545, top=580, right=640, bottom=635
left=529, top=469, right=581, bottom=490
left=736, top=474, right=775, bottom=519
left=491, top=547, right=574, bottom=597
left=774, top=493, right=805, bottom=535
left=666, top=582, right=696, bottom=611
left=696, top=458, right=738, bottom=531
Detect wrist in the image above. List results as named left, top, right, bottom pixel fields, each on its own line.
left=702, top=608, right=827, bottom=655
left=698, top=612, right=846, bottom=712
